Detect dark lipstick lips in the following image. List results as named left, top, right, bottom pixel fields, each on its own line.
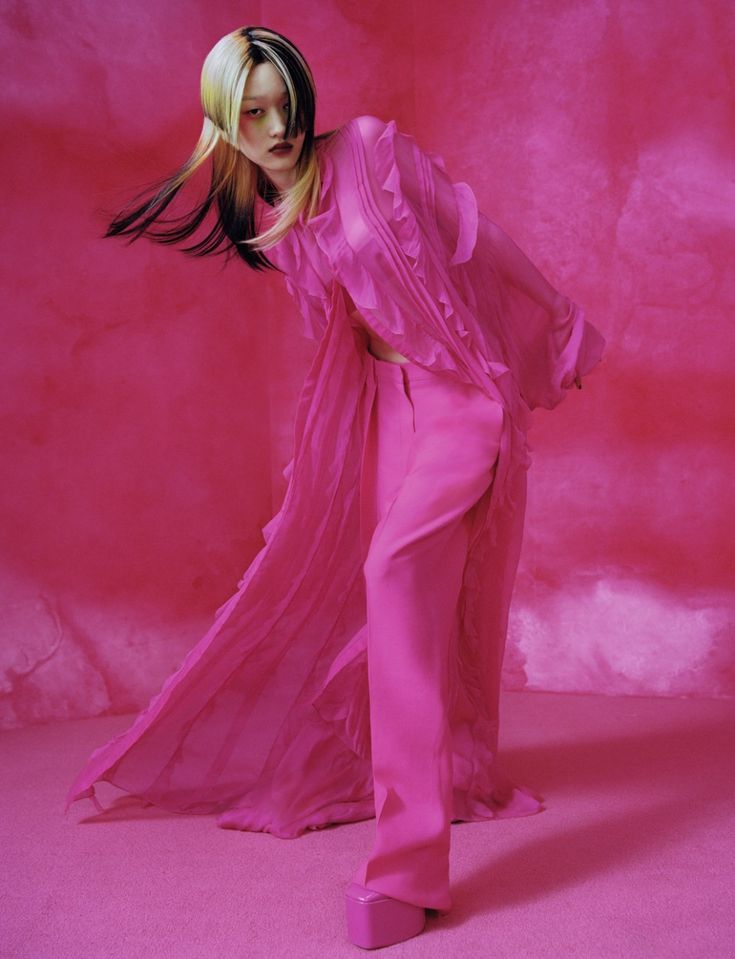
left=270, top=143, right=293, bottom=152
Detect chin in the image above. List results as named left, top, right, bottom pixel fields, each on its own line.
left=267, top=149, right=296, bottom=165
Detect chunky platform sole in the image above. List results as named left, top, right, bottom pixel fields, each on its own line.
left=345, top=881, right=427, bottom=949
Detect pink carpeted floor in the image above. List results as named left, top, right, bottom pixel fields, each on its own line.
left=2, top=689, right=733, bottom=958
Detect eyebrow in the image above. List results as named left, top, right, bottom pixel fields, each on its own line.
left=242, top=90, right=289, bottom=102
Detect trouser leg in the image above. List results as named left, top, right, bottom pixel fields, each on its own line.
left=354, top=357, right=504, bottom=913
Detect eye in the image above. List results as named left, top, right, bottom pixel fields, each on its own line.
left=243, top=108, right=263, bottom=118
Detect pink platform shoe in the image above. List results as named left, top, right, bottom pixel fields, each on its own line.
left=345, top=882, right=427, bottom=949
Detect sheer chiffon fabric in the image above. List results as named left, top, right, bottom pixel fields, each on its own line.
left=65, top=116, right=605, bottom=845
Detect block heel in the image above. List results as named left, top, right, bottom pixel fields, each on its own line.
left=345, top=881, right=426, bottom=949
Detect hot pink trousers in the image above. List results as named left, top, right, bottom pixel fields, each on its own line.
left=351, top=351, right=505, bottom=914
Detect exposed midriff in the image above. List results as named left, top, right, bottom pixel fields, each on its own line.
left=341, top=286, right=409, bottom=364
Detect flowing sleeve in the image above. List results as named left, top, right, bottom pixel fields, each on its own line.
left=344, top=115, right=606, bottom=411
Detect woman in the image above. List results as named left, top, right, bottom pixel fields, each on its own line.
left=65, top=25, right=605, bottom=949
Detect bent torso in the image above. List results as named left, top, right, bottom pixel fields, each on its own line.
left=340, top=286, right=409, bottom=364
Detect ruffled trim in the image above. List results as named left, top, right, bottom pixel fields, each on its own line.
left=299, top=119, right=484, bottom=379
left=450, top=182, right=479, bottom=266
left=372, top=119, right=482, bottom=349
left=550, top=299, right=607, bottom=394
left=346, top=118, right=537, bottom=534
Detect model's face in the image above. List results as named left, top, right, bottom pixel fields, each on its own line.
left=237, top=60, right=306, bottom=193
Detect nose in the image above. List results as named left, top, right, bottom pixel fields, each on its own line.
left=267, top=105, right=287, bottom=139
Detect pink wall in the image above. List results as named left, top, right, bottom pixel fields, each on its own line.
left=1, top=0, right=733, bottom=729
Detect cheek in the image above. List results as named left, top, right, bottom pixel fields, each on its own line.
left=236, top=127, right=261, bottom=160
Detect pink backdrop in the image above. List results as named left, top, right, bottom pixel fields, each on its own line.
left=2, top=0, right=734, bottom=729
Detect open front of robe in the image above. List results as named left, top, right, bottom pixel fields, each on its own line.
left=65, top=116, right=606, bottom=837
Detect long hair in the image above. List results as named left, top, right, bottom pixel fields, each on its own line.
left=104, top=26, right=334, bottom=272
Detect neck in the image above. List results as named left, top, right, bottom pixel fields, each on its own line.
left=264, top=167, right=297, bottom=195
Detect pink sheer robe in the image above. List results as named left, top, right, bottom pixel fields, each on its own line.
left=65, top=115, right=606, bottom=836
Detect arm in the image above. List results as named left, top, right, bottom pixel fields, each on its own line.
left=484, top=217, right=567, bottom=323
left=346, top=116, right=600, bottom=401
left=357, top=116, right=570, bottom=326
left=484, top=217, right=582, bottom=387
